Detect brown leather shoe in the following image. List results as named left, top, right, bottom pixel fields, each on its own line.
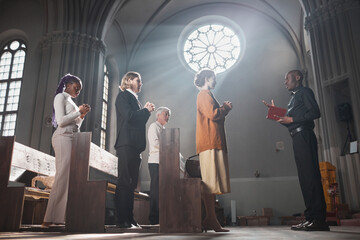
left=40, top=222, right=52, bottom=229
left=202, top=218, right=229, bottom=232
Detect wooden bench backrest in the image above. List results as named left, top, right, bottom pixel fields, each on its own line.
left=66, top=132, right=108, bottom=233
left=1, top=137, right=55, bottom=192
left=159, top=128, right=201, bottom=233
left=8, top=138, right=117, bottom=182
left=12, top=141, right=56, bottom=177
left=89, top=142, right=117, bottom=178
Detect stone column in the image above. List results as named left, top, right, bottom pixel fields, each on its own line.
left=29, top=0, right=125, bottom=152
left=30, top=30, right=106, bottom=153
left=301, top=0, right=360, bottom=206
left=301, top=0, right=360, bottom=161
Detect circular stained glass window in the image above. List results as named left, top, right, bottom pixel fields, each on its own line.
left=183, top=24, right=241, bottom=74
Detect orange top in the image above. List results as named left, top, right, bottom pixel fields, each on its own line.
left=196, top=90, right=229, bottom=154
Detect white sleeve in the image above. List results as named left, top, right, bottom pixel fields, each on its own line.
left=75, top=114, right=84, bottom=127
left=54, top=94, right=81, bottom=127
left=148, top=123, right=160, bottom=151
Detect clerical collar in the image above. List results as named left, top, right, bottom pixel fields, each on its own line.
left=291, top=85, right=302, bottom=95
left=126, top=88, right=138, bottom=100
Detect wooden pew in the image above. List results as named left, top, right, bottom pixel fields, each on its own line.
left=65, top=132, right=150, bottom=232
left=159, top=128, right=202, bottom=233
left=65, top=132, right=107, bottom=232
left=0, top=136, right=55, bottom=231
left=0, top=134, right=149, bottom=232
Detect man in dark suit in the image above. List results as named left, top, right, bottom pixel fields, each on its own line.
left=114, top=71, right=155, bottom=228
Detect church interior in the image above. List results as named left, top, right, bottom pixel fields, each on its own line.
left=0, top=0, right=360, bottom=239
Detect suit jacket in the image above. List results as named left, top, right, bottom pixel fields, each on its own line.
left=114, top=89, right=151, bottom=153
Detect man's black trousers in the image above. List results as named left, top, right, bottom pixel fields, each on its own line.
left=115, top=146, right=141, bottom=224
left=292, top=129, right=327, bottom=222
left=148, top=163, right=159, bottom=225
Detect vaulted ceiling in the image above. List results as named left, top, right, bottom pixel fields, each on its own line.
left=112, top=0, right=305, bottom=63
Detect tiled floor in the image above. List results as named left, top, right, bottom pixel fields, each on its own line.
left=1, top=226, right=360, bottom=240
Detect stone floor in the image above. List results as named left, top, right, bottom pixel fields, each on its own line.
left=1, top=226, right=360, bottom=240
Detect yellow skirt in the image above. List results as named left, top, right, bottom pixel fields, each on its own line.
left=199, top=149, right=231, bottom=195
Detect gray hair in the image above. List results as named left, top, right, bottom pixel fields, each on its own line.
left=156, top=107, right=171, bottom=117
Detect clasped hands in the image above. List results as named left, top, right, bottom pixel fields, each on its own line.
left=144, top=102, right=155, bottom=113
left=79, top=104, right=91, bottom=118
left=262, top=99, right=293, bottom=124
left=223, top=101, right=233, bottom=111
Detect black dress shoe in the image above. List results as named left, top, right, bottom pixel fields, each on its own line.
left=304, top=220, right=330, bottom=231
left=291, top=220, right=311, bottom=231
left=116, top=221, right=131, bottom=228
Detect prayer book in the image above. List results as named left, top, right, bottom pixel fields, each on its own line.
left=267, top=106, right=287, bottom=121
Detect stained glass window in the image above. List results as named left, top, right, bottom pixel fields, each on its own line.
left=184, top=24, right=241, bottom=73
left=0, top=40, right=26, bottom=136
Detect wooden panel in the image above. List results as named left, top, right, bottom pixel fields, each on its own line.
left=66, top=181, right=107, bottom=232
left=0, top=136, right=15, bottom=189
left=66, top=132, right=107, bottom=233
left=0, top=136, right=25, bottom=231
left=179, top=178, right=202, bottom=232
left=12, top=141, right=55, bottom=176
left=89, top=143, right=117, bottom=177
left=159, top=128, right=201, bottom=233
left=159, top=128, right=180, bottom=232
left=133, top=199, right=150, bottom=225
left=22, top=198, right=47, bottom=224
left=1, top=187, right=25, bottom=231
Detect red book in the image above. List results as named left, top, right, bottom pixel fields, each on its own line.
left=267, top=106, right=287, bottom=121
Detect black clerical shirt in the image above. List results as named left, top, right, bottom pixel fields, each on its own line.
left=285, top=85, right=321, bottom=131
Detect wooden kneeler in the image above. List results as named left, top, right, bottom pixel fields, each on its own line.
left=66, top=132, right=107, bottom=232
left=159, top=128, right=202, bottom=233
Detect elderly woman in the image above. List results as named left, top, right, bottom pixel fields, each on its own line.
left=41, top=74, right=91, bottom=228
left=194, top=69, right=232, bottom=232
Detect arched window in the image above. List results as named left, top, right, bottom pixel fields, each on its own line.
left=100, top=64, right=109, bottom=149
left=0, top=40, right=26, bottom=136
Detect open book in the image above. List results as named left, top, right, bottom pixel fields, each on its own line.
left=267, top=106, right=287, bottom=121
